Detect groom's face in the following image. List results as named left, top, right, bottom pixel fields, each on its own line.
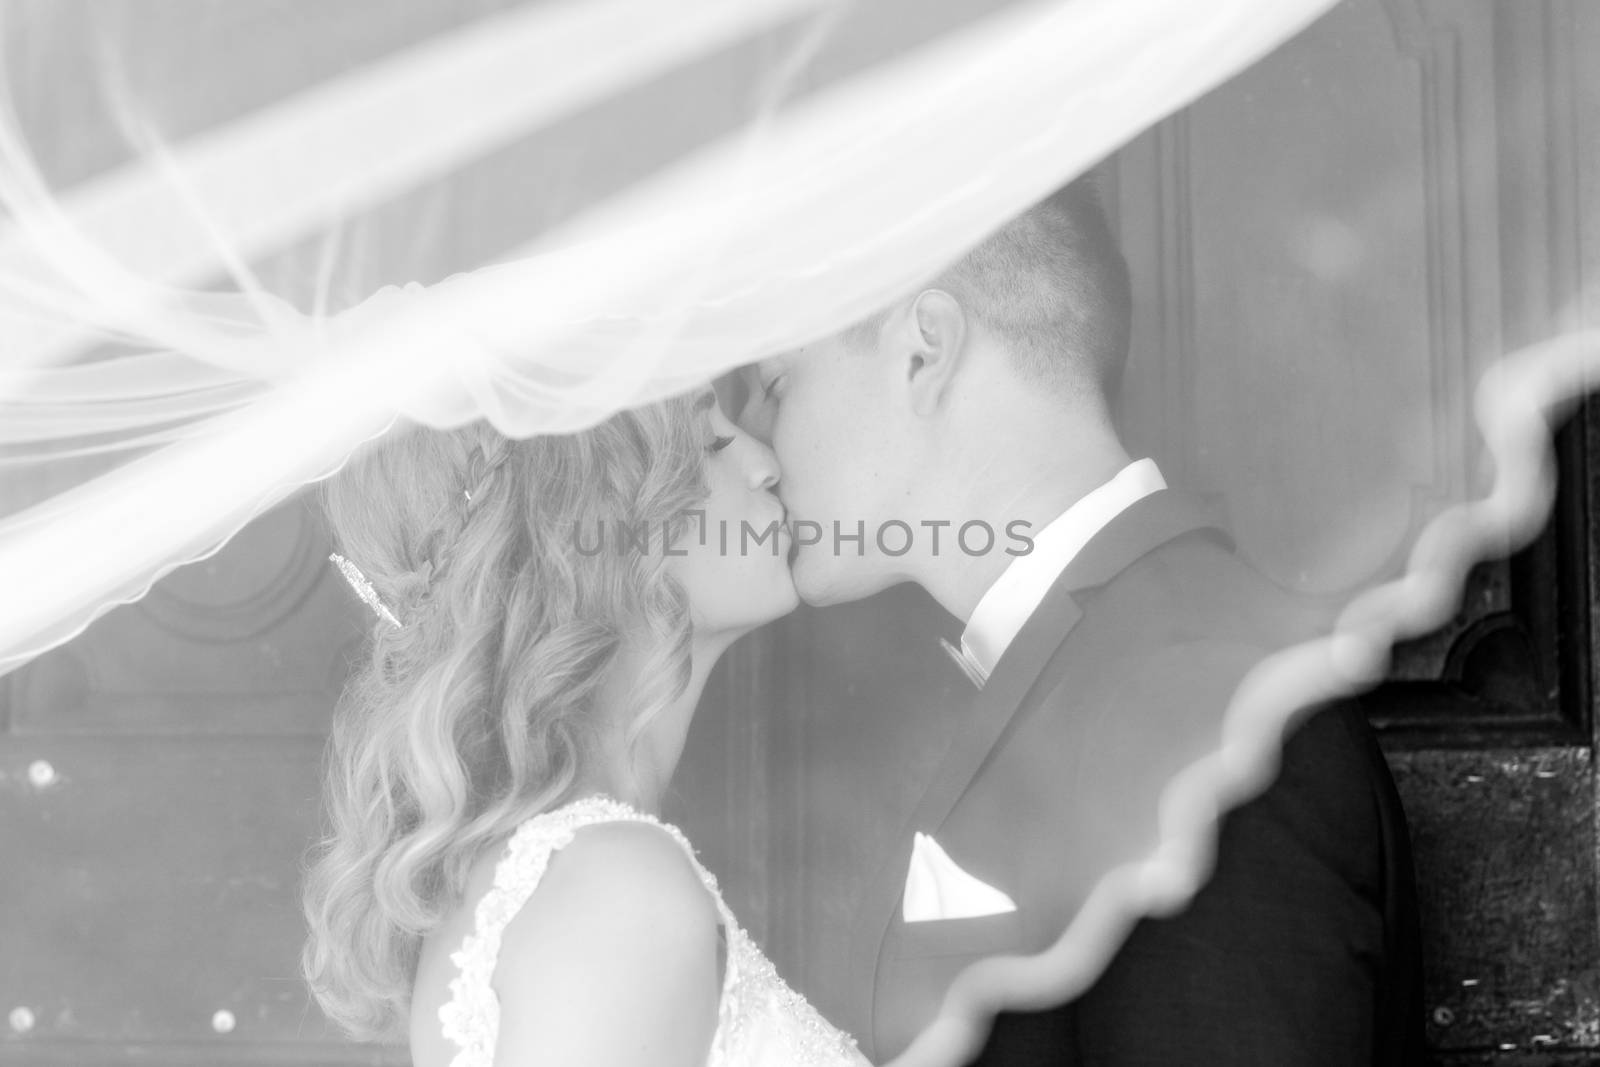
left=737, top=332, right=913, bottom=606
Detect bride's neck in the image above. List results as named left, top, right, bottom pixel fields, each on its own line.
left=584, top=629, right=735, bottom=814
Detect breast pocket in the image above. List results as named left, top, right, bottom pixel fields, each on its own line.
left=893, top=909, right=1028, bottom=960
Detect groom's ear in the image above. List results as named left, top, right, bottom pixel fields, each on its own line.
left=901, top=288, right=967, bottom=418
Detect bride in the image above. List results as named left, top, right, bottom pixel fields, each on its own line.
left=299, top=384, right=867, bottom=1067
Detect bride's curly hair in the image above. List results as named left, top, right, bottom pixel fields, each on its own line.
left=301, top=395, right=711, bottom=1041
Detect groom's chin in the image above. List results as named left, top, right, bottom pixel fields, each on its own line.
left=790, top=550, right=883, bottom=608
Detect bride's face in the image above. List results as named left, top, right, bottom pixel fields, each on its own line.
left=667, top=390, right=798, bottom=638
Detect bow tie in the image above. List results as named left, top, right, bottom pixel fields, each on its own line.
left=938, top=636, right=989, bottom=689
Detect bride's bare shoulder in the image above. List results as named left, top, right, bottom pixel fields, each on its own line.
left=411, top=819, right=720, bottom=1066
left=501, top=819, right=719, bottom=954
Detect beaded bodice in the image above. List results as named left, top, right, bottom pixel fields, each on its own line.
left=437, top=795, right=867, bottom=1067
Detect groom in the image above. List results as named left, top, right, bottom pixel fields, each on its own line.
left=736, top=179, right=1424, bottom=1065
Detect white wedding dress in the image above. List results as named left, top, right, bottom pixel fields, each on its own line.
left=437, top=794, right=869, bottom=1067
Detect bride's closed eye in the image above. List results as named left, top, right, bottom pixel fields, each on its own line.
left=708, top=434, right=735, bottom=454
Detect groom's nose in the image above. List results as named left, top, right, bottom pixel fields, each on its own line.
left=738, top=406, right=774, bottom=445
left=734, top=385, right=776, bottom=444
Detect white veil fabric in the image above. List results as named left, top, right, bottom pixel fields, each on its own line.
left=0, top=0, right=1343, bottom=673
left=2, top=0, right=1596, bottom=1063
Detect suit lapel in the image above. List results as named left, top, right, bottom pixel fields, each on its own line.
left=846, top=581, right=1080, bottom=1056
left=845, top=490, right=1230, bottom=1057
left=911, top=491, right=1226, bottom=838
left=1057, top=488, right=1230, bottom=591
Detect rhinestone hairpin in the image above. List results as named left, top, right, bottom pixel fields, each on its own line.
left=328, top=552, right=402, bottom=629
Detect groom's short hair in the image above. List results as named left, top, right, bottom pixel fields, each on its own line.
left=850, top=176, right=1131, bottom=404
left=943, top=176, right=1131, bottom=403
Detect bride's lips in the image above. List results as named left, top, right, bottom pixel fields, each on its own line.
left=782, top=509, right=802, bottom=565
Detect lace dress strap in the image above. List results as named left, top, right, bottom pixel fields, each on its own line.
left=437, top=795, right=739, bottom=1067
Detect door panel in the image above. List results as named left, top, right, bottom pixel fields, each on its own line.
left=0, top=502, right=395, bottom=1064
left=677, top=3, right=1600, bottom=1063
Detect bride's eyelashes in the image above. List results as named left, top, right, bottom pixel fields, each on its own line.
left=760, top=373, right=786, bottom=403
left=708, top=434, right=736, bottom=454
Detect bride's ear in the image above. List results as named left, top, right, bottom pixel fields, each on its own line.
left=902, top=288, right=967, bottom=417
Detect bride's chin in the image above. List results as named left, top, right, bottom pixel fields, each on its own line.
left=694, top=585, right=798, bottom=650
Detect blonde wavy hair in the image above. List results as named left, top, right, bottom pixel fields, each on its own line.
left=302, top=394, right=711, bottom=1041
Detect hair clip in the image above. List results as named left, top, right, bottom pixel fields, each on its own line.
left=329, top=552, right=402, bottom=629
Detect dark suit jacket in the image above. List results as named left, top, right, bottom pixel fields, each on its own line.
left=848, top=490, right=1424, bottom=1066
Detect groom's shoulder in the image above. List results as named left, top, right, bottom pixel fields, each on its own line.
left=1045, top=527, right=1395, bottom=817
left=1087, top=523, right=1329, bottom=650
left=1021, top=529, right=1341, bottom=754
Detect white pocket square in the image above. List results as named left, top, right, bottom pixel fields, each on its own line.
left=902, top=832, right=1018, bottom=923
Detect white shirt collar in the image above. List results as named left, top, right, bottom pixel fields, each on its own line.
left=953, top=459, right=1166, bottom=686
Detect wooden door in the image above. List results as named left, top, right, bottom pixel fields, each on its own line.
left=0, top=500, right=393, bottom=1065
left=676, top=2, right=1600, bottom=1062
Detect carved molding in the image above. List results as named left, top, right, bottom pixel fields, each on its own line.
left=1301, top=0, right=1480, bottom=593
left=1378, top=1, right=1593, bottom=747
left=1113, top=0, right=1588, bottom=745
left=1130, top=0, right=1492, bottom=595
left=1152, top=117, right=1199, bottom=489
left=136, top=505, right=324, bottom=645
left=4, top=501, right=358, bottom=737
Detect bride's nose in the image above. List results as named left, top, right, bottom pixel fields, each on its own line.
left=744, top=433, right=780, bottom=491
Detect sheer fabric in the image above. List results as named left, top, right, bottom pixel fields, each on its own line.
left=0, top=0, right=1340, bottom=672
left=1, top=3, right=1596, bottom=1066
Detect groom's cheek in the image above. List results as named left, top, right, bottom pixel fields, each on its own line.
left=735, top=392, right=776, bottom=442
